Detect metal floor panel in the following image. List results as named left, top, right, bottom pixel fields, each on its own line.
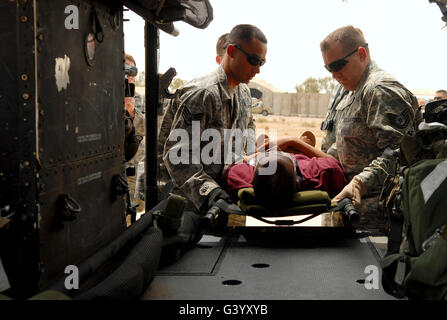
left=157, top=235, right=228, bottom=275
left=143, top=231, right=395, bottom=300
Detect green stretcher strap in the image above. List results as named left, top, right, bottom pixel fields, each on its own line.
left=237, top=188, right=335, bottom=218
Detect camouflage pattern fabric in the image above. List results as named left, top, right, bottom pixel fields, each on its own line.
left=127, top=93, right=145, bottom=206
left=234, top=84, right=256, bottom=158
left=332, top=61, right=419, bottom=235
left=160, top=66, right=239, bottom=213
left=356, top=148, right=400, bottom=196
left=354, top=195, right=388, bottom=236
left=135, top=97, right=178, bottom=201
left=321, top=84, right=348, bottom=159
left=157, top=98, right=179, bottom=187
left=334, top=61, right=419, bottom=182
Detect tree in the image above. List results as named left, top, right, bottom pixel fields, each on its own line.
left=295, top=77, right=338, bottom=94
left=169, top=78, right=187, bottom=91
left=319, top=77, right=338, bottom=94
left=135, top=71, right=145, bottom=87
left=295, top=77, right=320, bottom=93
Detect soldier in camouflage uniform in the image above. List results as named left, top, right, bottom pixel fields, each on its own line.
left=160, top=24, right=267, bottom=216
left=320, top=26, right=420, bottom=235
left=123, top=54, right=146, bottom=209
left=122, top=54, right=146, bottom=220
left=216, top=33, right=256, bottom=161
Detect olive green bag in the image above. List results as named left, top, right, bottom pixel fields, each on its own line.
left=381, top=157, right=447, bottom=300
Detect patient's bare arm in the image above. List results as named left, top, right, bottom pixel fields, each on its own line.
left=257, top=136, right=331, bottom=158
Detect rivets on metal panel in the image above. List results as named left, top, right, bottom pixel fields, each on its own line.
left=21, top=74, right=29, bottom=81
left=20, top=16, right=28, bottom=23
left=22, top=93, right=30, bottom=100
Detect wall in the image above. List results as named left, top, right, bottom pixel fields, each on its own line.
left=248, top=82, right=331, bottom=118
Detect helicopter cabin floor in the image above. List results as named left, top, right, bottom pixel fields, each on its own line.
left=142, top=225, right=394, bottom=300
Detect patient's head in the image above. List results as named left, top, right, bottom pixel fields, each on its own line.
left=252, top=152, right=298, bottom=208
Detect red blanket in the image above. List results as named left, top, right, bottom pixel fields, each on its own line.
left=223, top=154, right=347, bottom=198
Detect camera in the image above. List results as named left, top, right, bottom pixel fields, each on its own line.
left=124, top=63, right=138, bottom=97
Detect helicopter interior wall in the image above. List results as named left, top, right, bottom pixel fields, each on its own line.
left=0, top=0, right=23, bottom=220
left=0, top=0, right=127, bottom=297
left=37, top=0, right=127, bottom=289
left=0, top=0, right=41, bottom=299
left=38, top=152, right=126, bottom=289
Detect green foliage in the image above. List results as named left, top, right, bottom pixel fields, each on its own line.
left=295, top=77, right=338, bottom=94
left=135, top=71, right=145, bottom=87
left=135, top=74, right=187, bottom=92
left=169, top=78, right=187, bottom=91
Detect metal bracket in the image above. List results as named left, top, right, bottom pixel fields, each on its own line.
left=159, top=67, right=177, bottom=99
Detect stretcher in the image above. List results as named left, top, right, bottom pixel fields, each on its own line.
left=203, top=188, right=359, bottom=227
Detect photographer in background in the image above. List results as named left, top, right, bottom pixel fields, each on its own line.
left=124, top=53, right=144, bottom=223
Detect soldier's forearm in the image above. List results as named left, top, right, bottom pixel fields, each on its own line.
left=356, top=148, right=399, bottom=194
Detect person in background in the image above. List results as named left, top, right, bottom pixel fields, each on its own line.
left=124, top=53, right=145, bottom=212
left=434, top=89, right=447, bottom=100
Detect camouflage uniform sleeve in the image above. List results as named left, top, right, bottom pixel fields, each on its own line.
left=364, top=84, right=417, bottom=150
left=357, top=84, right=416, bottom=193
left=246, top=107, right=256, bottom=156
left=163, top=89, right=221, bottom=212
left=243, top=85, right=256, bottom=155
left=158, top=98, right=178, bottom=183
left=356, top=148, right=400, bottom=194
left=326, top=142, right=339, bottom=160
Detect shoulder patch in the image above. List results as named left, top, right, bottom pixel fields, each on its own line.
left=182, top=106, right=203, bottom=125
left=386, top=109, right=411, bottom=130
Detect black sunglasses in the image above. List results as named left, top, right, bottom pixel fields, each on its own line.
left=232, top=43, right=266, bottom=67
left=324, top=43, right=368, bottom=73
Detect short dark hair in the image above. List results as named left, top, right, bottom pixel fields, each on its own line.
left=320, top=25, right=369, bottom=55
left=227, top=24, right=267, bottom=47
left=436, top=89, right=447, bottom=95
left=252, top=153, right=297, bottom=208
left=216, top=33, right=229, bottom=56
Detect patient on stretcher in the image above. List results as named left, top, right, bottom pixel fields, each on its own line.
left=222, top=133, right=348, bottom=209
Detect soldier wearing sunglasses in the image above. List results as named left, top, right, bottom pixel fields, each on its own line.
left=158, top=24, right=267, bottom=250
left=216, top=33, right=256, bottom=162
left=320, top=25, right=420, bottom=236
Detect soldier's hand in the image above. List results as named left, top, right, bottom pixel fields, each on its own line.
left=332, top=176, right=366, bottom=210
left=207, top=187, right=232, bottom=209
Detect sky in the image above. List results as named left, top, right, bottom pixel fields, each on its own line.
left=123, top=0, right=446, bottom=95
